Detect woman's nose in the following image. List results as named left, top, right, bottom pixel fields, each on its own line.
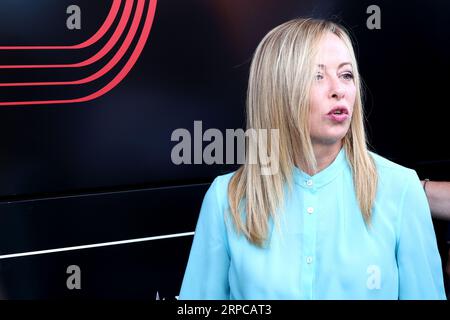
left=329, top=77, right=345, bottom=99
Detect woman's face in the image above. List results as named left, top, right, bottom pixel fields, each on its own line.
left=309, top=32, right=356, bottom=147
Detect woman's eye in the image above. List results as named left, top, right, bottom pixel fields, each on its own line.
left=342, top=72, right=354, bottom=80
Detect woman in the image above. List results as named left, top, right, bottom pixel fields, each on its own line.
left=179, top=18, right=446, bottom=299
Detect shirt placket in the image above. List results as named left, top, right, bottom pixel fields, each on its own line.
left=300, top=178, right=317, bottom=299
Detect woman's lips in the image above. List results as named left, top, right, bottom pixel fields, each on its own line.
left=326, top=113, right=349, bottom=123
left=326, top=106, right=349, bottom=123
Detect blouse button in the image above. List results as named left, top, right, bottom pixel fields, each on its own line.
left=307, top=207, right=314, bottom=214
left=306, top=256, right=313, bottom=264
left=306, top=179, right=313, bottom=186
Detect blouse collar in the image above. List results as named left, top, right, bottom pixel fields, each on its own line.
left=293, top=147, right=348, bottom=190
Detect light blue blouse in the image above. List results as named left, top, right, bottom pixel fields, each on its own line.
left=179, top=148, right=446, bottom=299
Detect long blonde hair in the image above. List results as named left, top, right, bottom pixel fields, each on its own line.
left=228, top=18, right=377, bottom=247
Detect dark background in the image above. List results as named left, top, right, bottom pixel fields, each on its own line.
left=0, top=0, right=448, bottom=299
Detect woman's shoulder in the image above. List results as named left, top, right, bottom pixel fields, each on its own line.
left=206, top=169, right=238, bottom=208
left=368, top=151, right=422, bottom=194
left=212, top=170, right=237, bottom=189
left=369, top=151, right=417, bottom=180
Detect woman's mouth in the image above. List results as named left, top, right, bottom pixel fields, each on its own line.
left=326, top=107, right=349, bottom=123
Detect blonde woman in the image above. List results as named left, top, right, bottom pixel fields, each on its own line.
left=179, top=18, right=446, bottom=299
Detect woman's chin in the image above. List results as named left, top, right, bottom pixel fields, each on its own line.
left=312, top=132, right=347, bottom=146
left=312, top=138, right=342, bottom=147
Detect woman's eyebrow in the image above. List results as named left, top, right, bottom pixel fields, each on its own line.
left=317, top=62, right=352, bottom=69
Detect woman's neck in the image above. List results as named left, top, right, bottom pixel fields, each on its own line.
left=302, top=141, right=343, bottom=176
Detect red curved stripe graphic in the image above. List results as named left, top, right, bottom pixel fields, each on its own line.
left=0, top=0, right=143, bottom=87
left=0, top=0, right=157, bottom=107
left=0, top=0, right=121, bottom=50
left=0, top=0, right=133, bottom=69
